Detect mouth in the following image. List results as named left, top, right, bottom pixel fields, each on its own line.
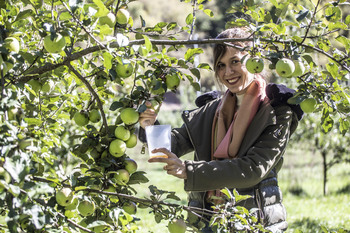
left=226, top=76, right=240, bottom=85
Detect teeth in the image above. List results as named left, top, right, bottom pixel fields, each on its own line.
left=227, top=77, right=239, bottom=83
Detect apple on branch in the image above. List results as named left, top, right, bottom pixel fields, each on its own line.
left=4, top=37, right=20, bottom=53
left=245, top=56, right=264, bottom=74
left=116, top=9, right=130, bottom=25
left=99, top=12, right=116, bottom=28
left=56, top=187, right=74, bottom=207
left=168, top=218, right=187, bottom=233
left=276, top=58, right=295, bottom=78
left=116, top=60, right=134, bottom=78
left=123, top=158, right=138, bottom=174
left=43, top=33, right=66, bottom=54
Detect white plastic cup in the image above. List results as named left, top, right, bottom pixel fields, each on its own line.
left=145, top=125, right=171, bottom=158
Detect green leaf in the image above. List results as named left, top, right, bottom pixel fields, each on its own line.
left=296, top=9, right=309, bottom=21
left=103, top=52, right=113, bottom=70
left=326, top=63, right=338, bottom=79
left=325, top=6, right=342, bottom=22
left=185, top=13, right=194, bottom=25
left=345, top=15, right=350, bottom=25
left=190, top=68, right=200, bottom=79
left=24, top=118, right=43, bottom=126
left=93, top=0, right=109, bottom=17
left=184, top=48, right=203, bottom=61
left=339, top=118, right=349, bottom=135
left=328, top=22, right=347, bottom=31
left=321, top=109, right=334, bottom=133
left=167, top=22, right=178, bottom=31
left=203, top=9, right=214, bottom=17
left=109, top=101, right=124, bottom=111
left=143, top=35, right=152, bottom=52
left=336, top=36, right=350, bottom=53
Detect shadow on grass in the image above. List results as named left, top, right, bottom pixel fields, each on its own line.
left=287, top=186, right=309, bottom=197
left=289, top=217, right=350, bottom=233
left=335, top=183, right=350, bottom=195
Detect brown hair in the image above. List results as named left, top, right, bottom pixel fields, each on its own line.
left=213, top=27, right=253, bottom=76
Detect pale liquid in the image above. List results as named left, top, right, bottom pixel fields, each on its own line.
left=150, top=154, right=168, bottom=158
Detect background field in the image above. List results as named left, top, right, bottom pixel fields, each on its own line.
left=129, top=134, right=350, bottom=233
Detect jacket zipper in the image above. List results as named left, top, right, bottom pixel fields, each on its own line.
left=181, top=111, right=200, bottom=162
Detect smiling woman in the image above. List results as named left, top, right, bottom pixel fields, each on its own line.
left=138, top=27, right=304, bottom=233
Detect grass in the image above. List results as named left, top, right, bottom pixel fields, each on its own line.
left=129, top=141, right=350, bottom=233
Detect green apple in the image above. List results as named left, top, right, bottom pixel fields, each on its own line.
left=43, top=33, right=66, bottom=54
left=74, top=111, right=89, bottom=126
left=150, top=99, right=161, bottom=112
left=245, top=56, right=264, bottom=74
left=65, top=197, right=79, bottom=210
left=292, top=60, right=306, bottom=77
left=120, top=108, right=139, bottom=125
left=4, top=37, right=20, bottom=53
left=99, top=12, right=116, bottom=28
left=116, top=9, right=130, bottom=25
left=116, top=60, right=134, bottom=78
left=122, top=201, right=137, bottom=215
left=151, top=86, right=165, bottom=95
left=41, top=81, right=52, bottom=93
left=300, top=97, right=317, bottom=113
left=95, top=75, right=107, bottom=87
left=27, top=79, right=42, bottom=93
left=109, top=139, right=126, bottom=157
left=78, top=199, right=95, bottom=216
left=168, top=218, right=186, bottom=233
left=123, top=158, right=138, bottom=174
left=56, top=187, right=74, bottom=206
left=89, top=109, right=101, bottom=123
left=165, top=74, right=180, bottom=90
left=114, top=169, right=130, bottom=184
left=276, top=58, right=295, bottom=78
left=0, top=167, right=11, bottom=186
left=114, top=125, right=131, bottom=141
left=125, top=133, right=137, bottom=148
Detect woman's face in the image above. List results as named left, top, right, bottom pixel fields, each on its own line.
left=216, top=47, right=255, bottom=95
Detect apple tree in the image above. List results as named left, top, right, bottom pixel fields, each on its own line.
left=0, top=0, right=350, bottom=232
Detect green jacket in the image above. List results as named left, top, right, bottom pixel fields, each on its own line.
left=170, top=84, right=301, bottom=232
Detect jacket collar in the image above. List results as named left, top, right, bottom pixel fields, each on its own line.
left=237, top=98, right=276, bottom=157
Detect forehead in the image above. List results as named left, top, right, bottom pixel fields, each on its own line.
left=220, top=47, right=246, bottom=61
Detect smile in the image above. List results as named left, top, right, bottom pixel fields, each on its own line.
left=226, top=76, right=240, bottom=84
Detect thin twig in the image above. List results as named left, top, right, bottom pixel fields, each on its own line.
left=67, top=63, right=109, bottom=134
left=301, top=0, right=321, bottom=44
left=61, top=1, right=106, bottom=50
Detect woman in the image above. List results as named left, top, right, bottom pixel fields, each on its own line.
left=139, top=27, right=303, bottom=232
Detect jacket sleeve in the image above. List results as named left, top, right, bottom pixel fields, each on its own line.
left=184, top=104, right=295, bottom=192
left=171, top=125, right=195, bottom=158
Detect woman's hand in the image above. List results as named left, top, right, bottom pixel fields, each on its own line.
left=148, top=148, right=187, bottom=179
left=139, top=101, right=158, bottom=129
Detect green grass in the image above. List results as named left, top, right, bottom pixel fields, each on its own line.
left=129, top=142, right=350, bottom=233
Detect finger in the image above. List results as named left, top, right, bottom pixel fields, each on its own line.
left=151, top=148, right=176, bottom=158
left=145, top=101, right=152, bottom=107
left=148, top=157, right=169, bottom=163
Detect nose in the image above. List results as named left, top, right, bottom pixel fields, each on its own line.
left=224, top=65, right=234, bottom=76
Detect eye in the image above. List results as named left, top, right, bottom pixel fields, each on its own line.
left=231, top=60, right=240, bottom=65
left=217, top=63, right=225, bottom=70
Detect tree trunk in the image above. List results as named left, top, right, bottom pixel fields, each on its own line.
left=322, top=151, right=327, bottom=196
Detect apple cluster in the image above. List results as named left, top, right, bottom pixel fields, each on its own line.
left=73, top=109, right=102, bottom=127
left=245, top=56, right=307, bottom=78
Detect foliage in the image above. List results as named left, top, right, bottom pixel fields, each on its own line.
left=0, top=0, right=349, bottom=232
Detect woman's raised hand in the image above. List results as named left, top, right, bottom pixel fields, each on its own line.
left=148, top=148, right=187, bottom=179
left=139, top=101, right=158, bottom=129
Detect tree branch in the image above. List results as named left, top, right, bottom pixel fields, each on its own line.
left=15, top=36, right=350, bottom=84
left=67, top=63, right=109, bottom=134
